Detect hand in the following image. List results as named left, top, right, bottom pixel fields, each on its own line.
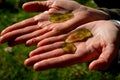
left=0, top=0, right=110, bottom=46
left=24, top=20, right=120, bottom=71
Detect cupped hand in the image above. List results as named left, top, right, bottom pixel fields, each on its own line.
left=0, top=0, right=110, bottom=46
left=24, top=20, right=120, bottom=71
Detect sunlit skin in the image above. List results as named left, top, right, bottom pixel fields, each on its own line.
left=24, top=20, right=120, bottom=71
left=0, top=0, right=110, bottom=46
left=0, top=0, right=119, bottom=71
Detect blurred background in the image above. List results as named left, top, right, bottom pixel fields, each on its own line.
left=0, top=0, right=120, bottom=80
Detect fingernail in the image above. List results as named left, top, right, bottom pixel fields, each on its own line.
left=29, top=51, right=34, bottom=57
left=24, top=59, right=30, bottom=66
left=1, top=30, right=5, bottom=35
left=25, top=41, right=31, bottom=47
left=34, top=63, right=40, bottom=71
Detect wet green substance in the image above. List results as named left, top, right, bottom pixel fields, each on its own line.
left=62, top=28, right=92, bottom=54
left=62, top=43, right=76, bottom=54
left=65, top=28, right=92, bottom=43
left=50, top=12, right=73, bottom=23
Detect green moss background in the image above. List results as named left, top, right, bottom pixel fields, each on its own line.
left=0, top=0, right=120, bottom=80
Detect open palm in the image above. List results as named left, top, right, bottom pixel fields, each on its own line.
left=24, top=20, right=120, bottom=71
left=0, top=0, right=110, bottom=46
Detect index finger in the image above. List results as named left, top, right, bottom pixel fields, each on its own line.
left=1, top=18, right=37, bottom=35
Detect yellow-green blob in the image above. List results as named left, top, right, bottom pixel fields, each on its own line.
left=50, top=12, right=73, bottom=23
left=62, top=43, right=76, bottom=54
left=65, top=28, right=92, bottom=43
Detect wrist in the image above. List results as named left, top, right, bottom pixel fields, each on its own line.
left=111, top=20, right=120, bottom=29
left=112, top=20, right=120, bottom=64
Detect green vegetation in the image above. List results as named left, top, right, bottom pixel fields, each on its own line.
left=0, top=0, right=120, bottom=80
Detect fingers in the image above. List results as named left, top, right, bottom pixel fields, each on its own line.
left=25, top=48, right=65, bottom=66
left=25, top=41, right=65, bottom=66
left=34, top=54, right=78, bottom=71
left=37, top=34, right=67, bottom=47
left=0, top=25, right=44, bottom=44
left=26, top=29, right=59, bottom=46
left=24, top=40, right=79, bottom=71
left=0, top=25, right=41, bottom=44
left=25, top=53, right=79, bottom=71
left=89, top=44, right=117, bottom=70
left=7, top=27, right=51, bottom=46
left=22, top=1, right=50, bottom=12
left=25, top=41, right=100, bottom=71
left=1, top=18, right=37, bottom=35
left=29, top=41, right=64, bottom=57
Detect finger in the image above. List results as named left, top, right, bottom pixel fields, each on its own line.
left=29, top=41, right=64, bottom=57
left=24, top=48, right=65, bottom=66
left=1, top=18, right=37, bottom=35
left=89, top=44, right=118, bottom=70
left=26, top=29, right=58, bottom=46
left=33, top=54, right=78, bottom=71
left=32, top=42, right=102, bottom=71
left=0, top=25, right=41, bottom=44
left=22, top=1, right=50, bottom=12
left=7, top=27, right=50, bottom=46
left=37, top=34, right=67, bottom=47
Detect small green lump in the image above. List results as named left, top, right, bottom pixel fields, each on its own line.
left=65, top=28, right=92, bottom=43
left=50, top=12, right=73, bottom=23
left=62, top=42, right=76, bottom=54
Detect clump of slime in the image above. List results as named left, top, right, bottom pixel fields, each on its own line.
left=50, top=12, right=92, bottom=53
left=50, top=12, right=73, bottom=23
left=65, top=29, right=92, bottom=43
left=63, top=29, right=92, bottom=54
left=62, top=43, right=76, bottom=54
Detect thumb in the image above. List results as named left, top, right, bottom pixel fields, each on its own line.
left=22, top=1, right=49, bottom=12
left=89, top=44, right=118, bottom=70
left=89, top=58, right=110, bottom=70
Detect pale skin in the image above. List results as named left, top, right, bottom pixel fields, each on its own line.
left=0, top=0, right=110, bottom=46
left=0, top=0, right=119, bottom=71
left=24, top=20, right=120, bottom=71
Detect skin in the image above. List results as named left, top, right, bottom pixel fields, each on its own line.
left=24, top=20, right=120, bottom=71
left=0, top=0, right=118, bottom=71
left=0, top=0, right=110, bottom=46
